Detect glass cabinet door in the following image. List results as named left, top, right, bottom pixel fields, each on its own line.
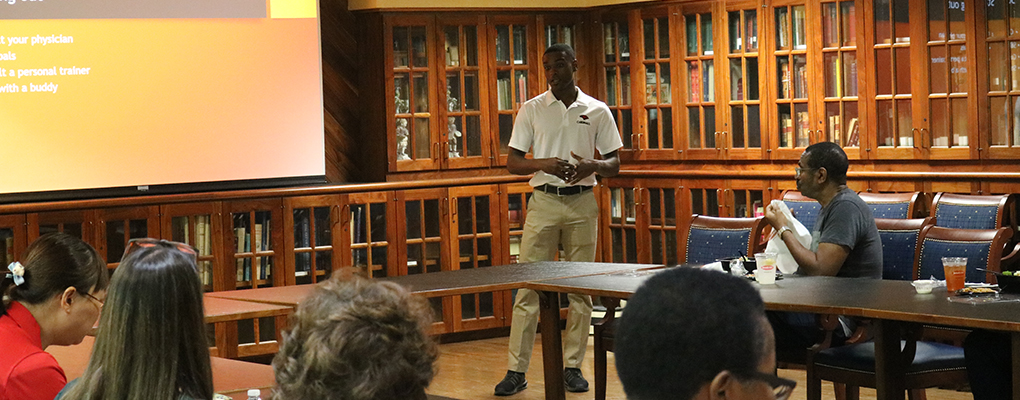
left=818, top=0, right=864, bottom=159
left=723, top=4, right=766, bottom=160
left=0, top=215, right=27, bottom=267
left=602, top=16, right=635, bottom=154
left=925, top=0, right=976, bottom=159
left=343, top=191, right=396, bottom=279
left=770, top=0, right=814, bottom=159
left=685, top=181, right=723, bottom=217
left=398, top=188, right=451, bottom=333
left=226, top=199, right=284, bottom=290
left=641, top=180, right=681, bottom=265
left=95, top=206, right=159, bottom=273
left=162, top=202, right=221, bottom=292
left=870, top=0, right=929, bottom=159
left=449, top=185, right=505, bottom=331
left=725, top=181, right=768, bottom=218
left=606, top=182, right=640, bottom=263
left=29, top=210, right=91, bottom=243
left=683, top=6, right=724, bottom=159
left=983, top=0, right=1020, bottom=158
left=441, top=17, right=491, bottom=169
left=490, top=16, right=535, bottom=166
left=502, top=183, right=533, bottom=265
left=388, top=17, right=440, bottom=171
left=285, top=196, right=339, bottom=286
left=637, top=10, right=678, bottom=160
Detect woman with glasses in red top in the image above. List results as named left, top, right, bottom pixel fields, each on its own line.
left=0, top=233, right=110, bottom=400
left=57, top=238, right=214, bottom=400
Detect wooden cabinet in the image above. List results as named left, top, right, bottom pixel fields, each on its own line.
left=397, top=187, right=452, bottom=332
left=161, top=202, right=223, bottom=292
left=28, top=210, right=92, bottom=244
left=341, top=191, right=398, bottom=279
left=601, top=179, right=683, bottom=264
left=95, top=206, right=160, bottom=273
left=723, top=1, right=768, bottom=159
left=449, top=184, right=507, bottom=330
left=982, top=0, right=1020, bottom=159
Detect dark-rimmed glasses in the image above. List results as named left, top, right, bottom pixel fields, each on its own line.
left=744, top=371, right=797, bottom=400
left=82, top=292, right=104, bottom=310
left=124, top=238, right=198, bottom=259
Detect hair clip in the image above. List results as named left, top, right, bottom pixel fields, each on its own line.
left=7, top=262, right=25, bottom=286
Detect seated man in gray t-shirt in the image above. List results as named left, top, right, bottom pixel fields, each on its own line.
left=764, top=142, right=883, bottom=352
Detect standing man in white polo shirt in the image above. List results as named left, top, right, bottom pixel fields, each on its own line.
left=493, top=43, right=623, bottom=396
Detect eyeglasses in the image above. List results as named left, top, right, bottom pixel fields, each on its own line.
left=744, top=371, right=797, bottom=400
left=124, top=238, right=198, bottom=259
left=794, top=167, right=816, bottom=176
left=83, top=292, right=104, bottom=310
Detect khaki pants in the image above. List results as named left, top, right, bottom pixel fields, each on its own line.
left=507, top=190, right=598, bottom=373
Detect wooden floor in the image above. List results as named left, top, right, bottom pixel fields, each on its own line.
left=427, top=335, right=974, bottom=400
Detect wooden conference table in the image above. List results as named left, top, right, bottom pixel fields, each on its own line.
left=206, top=261, right=661, bottom=305
left=526, top=271, right=1020, bottom=400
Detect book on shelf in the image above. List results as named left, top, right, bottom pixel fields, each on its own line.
left=704, top=62, right=715, bottom=101
left=846, top=4, right=857, bottom=44
left=846, top=117, right=860, bottom=147
left=235, top=227, right=246, bottom=282
left=516, top=74, right=527, bottom=106
left=254, top=223, right=263, bottom=280
left=830, top=115, right=843, bottom=145
left=690, top=65, right=701, bottom=103
left=796, top=111, right=811, bottom=147
left=794, top=63, right=807, bottom=98
left=497, top=79, right=511, bottom=110
left=195, top=216, right=207, bottom=256
left=782, top=117, right=794, bottom=148
left=4, top=237, right=13, bottom=265
left=244, top=233, right=251, bottom=281
left=779, top=59, right=791, bottom=99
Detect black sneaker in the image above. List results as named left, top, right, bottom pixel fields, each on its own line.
left=564, top=367, right=589, bottom=392
left=494, top=370, right=527, bottom=396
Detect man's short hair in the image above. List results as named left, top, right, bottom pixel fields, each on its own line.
left=544, top=43, right=576, bottom=61
left=615, top=267, right=768, bottom=400
left=273, top=276, right=437, bottom=400
left=803, top=141, right=849, bottom=185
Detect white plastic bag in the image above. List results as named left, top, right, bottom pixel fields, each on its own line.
left=764, top=200, right=812, bottom=274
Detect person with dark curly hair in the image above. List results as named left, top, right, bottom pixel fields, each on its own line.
left=615, top=267, right=795, bottom=400
left=272, top=275, right=438, bottom=400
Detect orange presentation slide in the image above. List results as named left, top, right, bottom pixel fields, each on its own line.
left=1, top=0, right=324, bottom=198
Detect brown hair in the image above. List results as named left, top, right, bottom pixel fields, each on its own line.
left=60, top=241, right=213, bottom=400
left=273, top=276, right=437, bottom=400
left=2, top=233, right=108, bottom=314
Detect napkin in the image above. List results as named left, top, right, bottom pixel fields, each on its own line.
left=764, top=200, right=812, bottom=274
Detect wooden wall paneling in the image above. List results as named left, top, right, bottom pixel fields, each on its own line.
left=355, top=12, right=388, bottom=182
left=160, top=202, right=224, bottom=292
left=926, top=180, right=982, bottom=195
left=0, top=214, right=27, bottom=265
left=94, top=205, right=160, bottom=271
left=321, top=0, right=361, bottom=183
left=284, top=194, right=342, bottom=286
left=222, top=198, right=286, bottom=290
left=449, top=184, right=505, bottom=331
left=396, top=187, right=454, bottom=333
left=866, top=180, right=925, bottom=193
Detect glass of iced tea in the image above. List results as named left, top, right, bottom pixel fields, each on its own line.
left=942, top=257, right=968, bottom=292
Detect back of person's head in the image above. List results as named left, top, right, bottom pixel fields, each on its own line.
left=803, top=141, right=849, bottom=185
left=615, top=267, right=770, bottom=400
left=62, top=239, right=212, bottom=400
left=273, top=275, right=437, bottom=400
left=2, top=232, right=108, bottom=313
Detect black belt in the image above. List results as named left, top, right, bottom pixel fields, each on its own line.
left=534, top=184, right=593, bottom=196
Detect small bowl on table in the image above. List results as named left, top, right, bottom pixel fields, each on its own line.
left=911, top=280, right=937, bottom=294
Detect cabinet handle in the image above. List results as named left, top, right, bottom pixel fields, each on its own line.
left=433, top=142, right=440, bottom=162
left=339, top=204, right=350, bottom=227
left=714, top=131, right=721, bottom=151
left=920, top=128, right=930, bottom=149
left=911, top=128, right=920, bottom=149
left=722, top=131, right=729, bottom=150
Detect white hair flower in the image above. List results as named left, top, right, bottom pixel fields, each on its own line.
left=7, top=262, right=25, bottom=286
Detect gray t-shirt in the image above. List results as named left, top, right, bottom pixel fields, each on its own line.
left=811, top=187, right=883, bottom=278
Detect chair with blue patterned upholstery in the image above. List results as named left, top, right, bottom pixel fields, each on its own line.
left=782, top=190, right=822, bottom=231
left=678, top=215, right=768, bottom=265
left=931, top=192, right=1020, bottom=270
left=875, top=218, right=932, bottom=281
left=805, top=224, right=1007, bottom=400
left=859, top=192, right=928, bottom=219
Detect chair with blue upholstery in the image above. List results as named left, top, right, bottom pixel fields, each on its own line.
left=806, top=225, right=1011, bottom=400
left=930, top=192, right=1016, bottom=231
left=875, top=218, right=932, bottom=281
left=859, top=192, right=928, bottom=219
left=782, top=190, right=821, bottom=231
left=592, top=215, right=766, bottom=400
left=678, top=215, right=768, bottom=265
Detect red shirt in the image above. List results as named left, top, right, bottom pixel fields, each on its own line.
left=0, top=302, right=67, bottom=400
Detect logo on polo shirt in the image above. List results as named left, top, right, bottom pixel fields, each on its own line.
left=576, top=114, right=590, bottom=125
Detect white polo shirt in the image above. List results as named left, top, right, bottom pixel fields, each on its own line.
left=508, top=88, right=623, bottom=188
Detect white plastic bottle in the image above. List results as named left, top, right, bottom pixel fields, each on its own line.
left=246, top=389, right=262, bottom=400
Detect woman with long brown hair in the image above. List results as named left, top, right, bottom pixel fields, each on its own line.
left=0, top=233, right=110, bottom=400
left=56, top=238, right=213, bottom=400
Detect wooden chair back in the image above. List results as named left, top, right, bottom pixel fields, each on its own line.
left=930, top=192, right=1017, bottom=231
left=916, top=225, right=1013, bottom=283
left=679, top=215, right=767, bottom=265
left=781, top=190, right=821, bottom=231
left=875, top=218, right=932, bottom=281
left=858, top=191, right=928, bottom=219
